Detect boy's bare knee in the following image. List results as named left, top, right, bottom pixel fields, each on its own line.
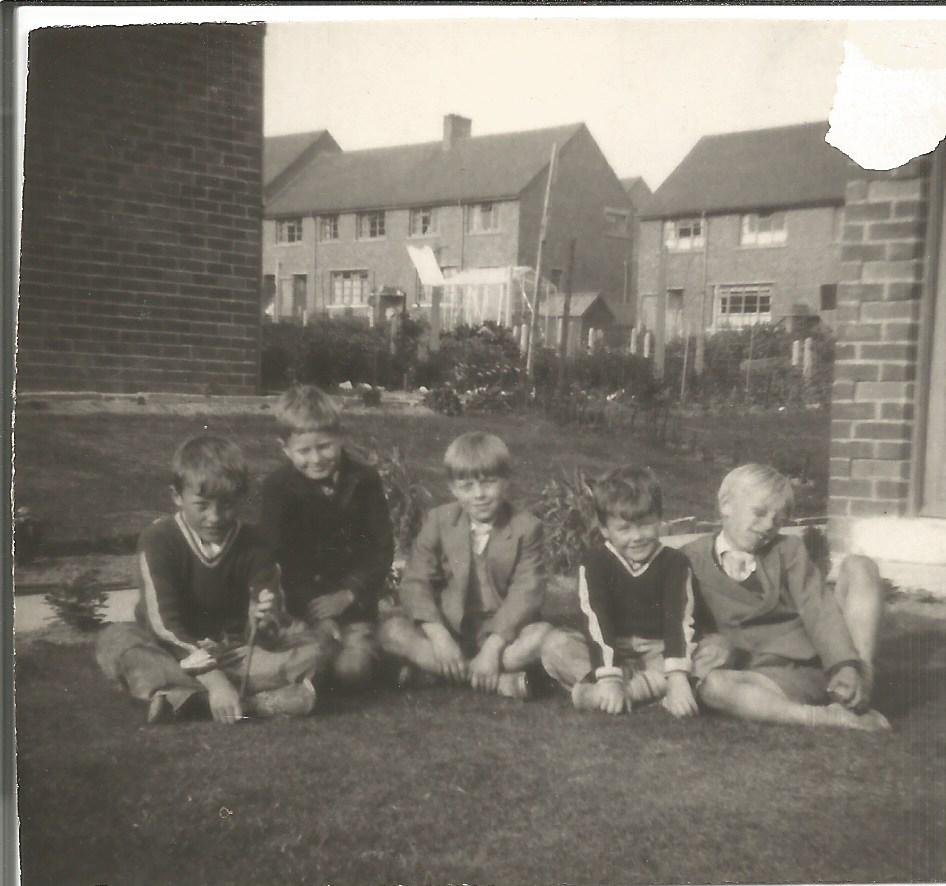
left=838, top=553, right=884, bottom=606
left=697, top=668, right=732, bottom=708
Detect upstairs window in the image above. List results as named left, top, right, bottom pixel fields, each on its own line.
left=318, top=215, right=339, bottom=242
left=664, top=218, right=704, bottom=251
left=276, top=218, right=304, bottom=244
left=466, top=202, right=500, bottom=234
left=409, top=207, right=439, bottom=237
left=604, top=208, right=630, bottom=237
left=357, top=211, right=386, bottom=240
left=741, top=211, right=787, bottom=246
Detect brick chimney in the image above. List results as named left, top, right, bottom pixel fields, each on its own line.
left=443, top=114, right=471, bottom=149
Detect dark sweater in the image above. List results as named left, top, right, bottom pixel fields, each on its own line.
left=134, top=514, right=274, bottom=659
left=260, top=451, right=394, bottom=623
left=578, top=544, right=702, bottom=676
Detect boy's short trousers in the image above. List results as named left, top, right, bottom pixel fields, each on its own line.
left=612, top=635, right=666, bottom=678
left=746, top=652, right=828, bottom=705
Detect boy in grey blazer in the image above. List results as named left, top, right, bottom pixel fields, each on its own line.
left=380, top=432, right=564, bottom=699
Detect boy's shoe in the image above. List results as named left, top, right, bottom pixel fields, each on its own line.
left=497, top=670, right=532, bottom=701
left=246, top=678, right=317, bottom=718
left=822, top=702, right=891, bottom=732
left=146, top=693, right=174, bottom=725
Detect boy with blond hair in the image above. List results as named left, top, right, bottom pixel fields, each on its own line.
left=541, top=465, right=708, bottom=716
left=261, top=385, right=393, bottom=690
left=683, top=463, right=890, bottom=731
left=96, top=435, right=331, bottom=724
left=380, top=431, right=563, bottom=699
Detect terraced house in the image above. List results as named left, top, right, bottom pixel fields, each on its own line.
left=262, top=115, right=634, bottom=332
left=637, top=121, right=849, bottom=342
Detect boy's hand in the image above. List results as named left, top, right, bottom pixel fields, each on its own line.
left=662, top=671, right=699, bottom=718
left=307, top=589, right=355, bottom=622
left=827, top=664, right=867, bottom=712
left=197, top=670, right=242, bottom=725
left=469, top=634, right=504, bottom=693
left=595, top=678, right=626, bottom=715
left=692, top=633, right=734, bottom=681
left=423, top=623, right=468, bottom=683
left=248, top=588, right=275, bottom=623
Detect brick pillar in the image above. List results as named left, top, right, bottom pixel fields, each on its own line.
left=828, top=156, right=930, bottom=553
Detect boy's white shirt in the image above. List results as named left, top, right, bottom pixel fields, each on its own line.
left=174, top=511, right=239, bottom=565
left=603, top=540, right=663, bottom=577
left=469, top=517, right=492, bottom=556
left=714, top=531, right=757, bottom=582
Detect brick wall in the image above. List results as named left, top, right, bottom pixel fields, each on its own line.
left=17, top=24, right=264, bottom=394
left=828, top=156, right=929, bottom=551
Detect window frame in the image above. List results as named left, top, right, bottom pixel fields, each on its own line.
left=275, top=218, right=304, bottom=244
left=714, top=283, right=773, bottom=329
left=663, top=217, right=704, bottom=251
left=465, top=202, right=500, bottom=234
left=318, top=214, right=339, bottom=242
left=356, top=210, right=386, bottom=240
left=409, top=206, right=439, bottom=238
left=740, top=211, right=788, bottom=247
left=329, top=269, right=371, bottom=307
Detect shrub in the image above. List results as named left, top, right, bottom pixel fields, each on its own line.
left=534, top=467, right=601, bottom=574
left=45, top=568, right=108, bottom=632
left=464, top=385, right=519, bottom=414
left=370, top=445, right=434, bottom=560
left=415, top=322, right=522, bottom=391
left=423, top=385, right=463, bottom=416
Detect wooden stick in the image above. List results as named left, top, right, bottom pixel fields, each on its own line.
left=239, top=617, right=258, bottom=700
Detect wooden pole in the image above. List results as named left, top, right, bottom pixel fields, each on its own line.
left=680, top=321, right=690, bottom=402
left=558, top=238, right=576, bottom=392
left=696, top=212, right=708, bottom=375
left=745, top=320, right=755, bottom=398
left=526, top=143, right=558, bottom=380
left=654, top=223, right=667, bottom=379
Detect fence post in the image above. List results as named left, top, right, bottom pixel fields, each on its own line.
left=791, top=339, right=801, bottom=367
left=629, top=326, right=639, bottom=355
left=803, top=337, right=814, bottom=379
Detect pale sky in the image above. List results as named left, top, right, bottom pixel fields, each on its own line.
left=262, top=15, right=946, bottom=190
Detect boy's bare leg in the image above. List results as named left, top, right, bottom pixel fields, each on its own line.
left=699, top=669, right=889, bottom=730
left=538, top=627, right=594, bottom=690
left=501, top=622, right=554, bottom=672
left=332, top=622, right=378, bottom=689
left=378, top=614, right=444, bottom=675
left=833, top=554, right=884, bottom=694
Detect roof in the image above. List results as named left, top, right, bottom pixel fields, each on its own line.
left=620, top=176, right=653, bottom=213
left=265, top=122, right=585, bottom=216
left=643, top=121, right=850, bottom=219
left=539, top=292, right=613, bottom=319
left=264, top=131, right=335, bottom=188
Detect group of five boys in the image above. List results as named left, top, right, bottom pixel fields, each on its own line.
left=96, top=385, right=890, bottom=733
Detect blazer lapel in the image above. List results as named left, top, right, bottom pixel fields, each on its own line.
left=486, top=510, right=517, bottom=593
left=752, top=540, right=783, bottom=612
left=443, top=507, right=472, bottom=618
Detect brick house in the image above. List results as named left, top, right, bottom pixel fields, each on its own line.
left=637, top=121, right=848, bottom=345
left=262, top=115, right=634, bottom=330
left=829, top=147, right=946, bottom=594
left=17, top=24, right=265, bottom=394
left=264, top=130, right=341, bottom=200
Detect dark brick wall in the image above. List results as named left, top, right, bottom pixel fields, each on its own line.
left=17, top=24, right=264, bottom=394
left=828, top=156, right=929, bottom=550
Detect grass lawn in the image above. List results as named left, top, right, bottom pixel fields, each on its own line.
left=14, top=407, right=829, bottom=554
left=14, top=603, right=946, bottom=886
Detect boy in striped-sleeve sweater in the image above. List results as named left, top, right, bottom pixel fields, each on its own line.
left=95, top=435, right=335, bottom=725
left=543, top=465, right=714, bottom=717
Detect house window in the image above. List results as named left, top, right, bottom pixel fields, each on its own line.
left=357, top=211, right=385, bottom=240
left=548, top=269, right=563, bottom=290
left=318, top=215, right=339, bottom=241
left=409, top=207, right=438, bottom=237
left=604, top=209, right=630, bottom=237
left=276, top=218, right=304, bottom=244
left=716, top=284, right=772, bottom=328
left=466, top=202, right=500, bottom=234
left=664, top=218, right=704, bottom=251
left=820, top=283, right=838, bottom=311
left=330, top=270, right=370, bottom=307
left=740, top=211, right=787, bottom=246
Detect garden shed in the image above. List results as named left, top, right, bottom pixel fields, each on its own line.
left=539, top=292, right=616, bottom=355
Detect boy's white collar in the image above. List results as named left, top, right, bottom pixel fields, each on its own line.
left=604, top=540, right=663, bottom=577
left=174, top=512, right=239, bottom=565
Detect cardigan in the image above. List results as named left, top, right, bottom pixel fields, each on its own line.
left=682, top=533, right=859, bottom=673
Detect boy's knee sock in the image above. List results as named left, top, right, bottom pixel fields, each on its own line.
left=625, top=670, right=666, bottom=706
